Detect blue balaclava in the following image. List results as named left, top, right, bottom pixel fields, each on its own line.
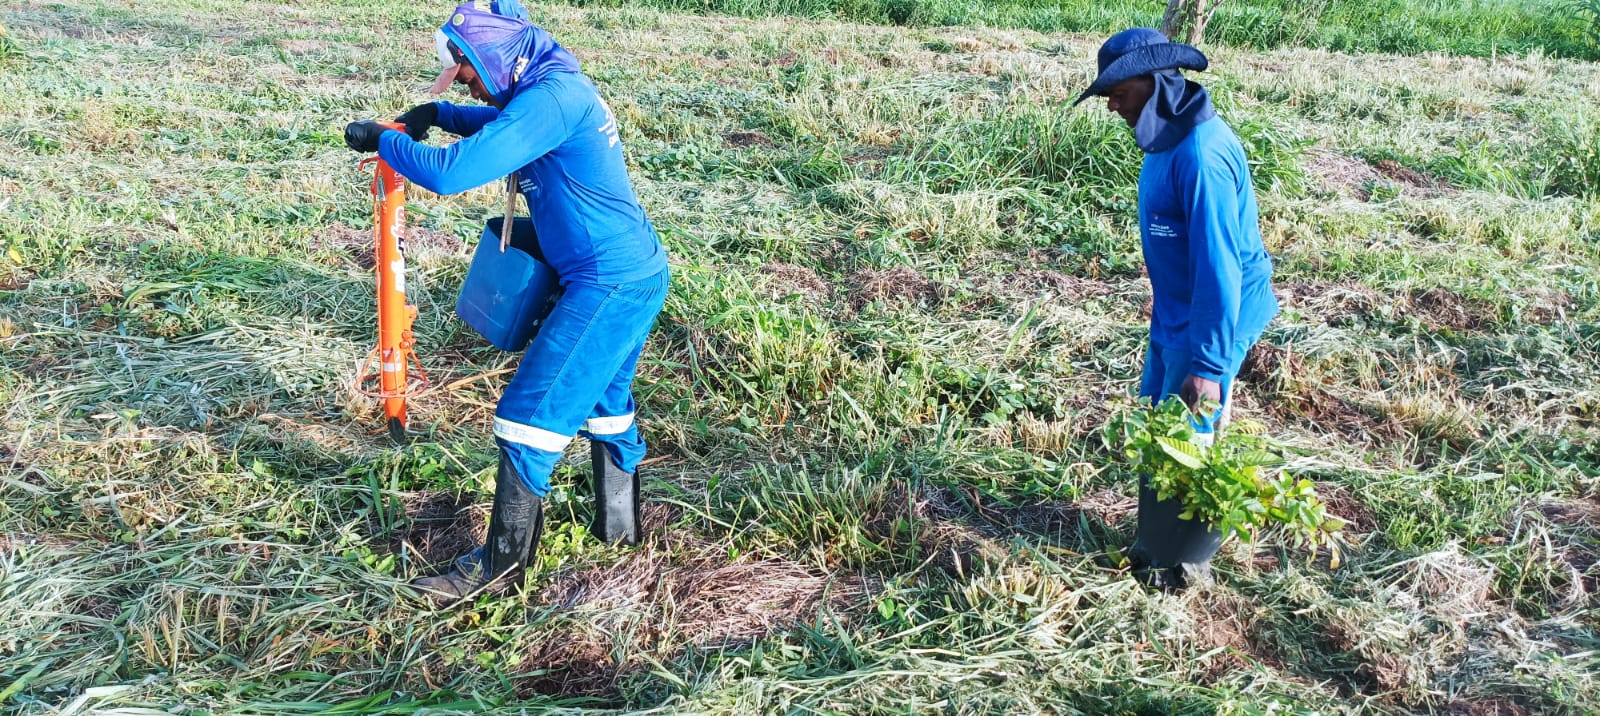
left=431, top=1, right=581, bottom=107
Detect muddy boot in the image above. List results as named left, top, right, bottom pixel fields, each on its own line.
left=413, top=449, right=544, bottom=606
left=589, top=442, right=642, bottom=545
left=1129, top=473, right=1223, bottom=592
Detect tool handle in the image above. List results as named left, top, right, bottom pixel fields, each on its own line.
left=500, top=172, right=518, bottom=253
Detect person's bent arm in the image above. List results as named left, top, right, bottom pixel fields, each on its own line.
left=434, top=102, right=502, bottom=137
left=379, top=88, right=567, bottom=196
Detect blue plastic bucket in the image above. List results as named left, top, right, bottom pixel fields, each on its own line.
left=455, top=217, right=561, bottom=352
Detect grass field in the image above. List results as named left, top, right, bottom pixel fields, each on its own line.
left=2, top=0, right=1599, bottom=713
left=546, top=0, right=1600, bottom=61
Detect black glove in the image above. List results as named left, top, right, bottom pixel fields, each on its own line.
left=344, top=120, right=387, bottom=153
left=393, top=102, right=439, bottom=141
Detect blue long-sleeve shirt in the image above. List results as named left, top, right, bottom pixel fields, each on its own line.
left=377, top=72, right=667, bottom=285
left=1138, top=118, right=1278, bottom=382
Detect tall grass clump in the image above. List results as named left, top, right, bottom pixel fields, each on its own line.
left=1564, top=0, right=1600, bottom=46
left=0, top=24, right=21, bottom=63
left=1536, top=109, right=1600, bottom=198
left=912, top=106, right=1137, bottom=200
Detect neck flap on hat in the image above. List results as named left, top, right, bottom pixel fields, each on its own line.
left=442, top=3, right=581, bottom=107
left=1134, top=70, right=1216, bottom=154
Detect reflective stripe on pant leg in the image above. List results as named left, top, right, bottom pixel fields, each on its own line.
left=1217, top=380, right=1235, bottom=433
left=582, top=346, right=648, bottom=473
left=493, top=417, right=574, bottom=452
left=582, top=410, right=642, bottom=471
left=584, top=413, right=635, bottom=435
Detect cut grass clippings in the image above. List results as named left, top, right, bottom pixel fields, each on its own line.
left=0, top=0, right=1597, bottom=713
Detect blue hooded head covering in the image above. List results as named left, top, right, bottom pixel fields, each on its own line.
left=1075, top=28, right=1216, bottom=154
left=435, top=1, right=581, bottom=107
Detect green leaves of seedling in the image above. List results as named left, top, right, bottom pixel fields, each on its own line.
left=1105, top=397, right=1346, bottom=566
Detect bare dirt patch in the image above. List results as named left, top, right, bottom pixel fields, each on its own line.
left=1317, top=484, right=1379, bottom=535
left=326, top=224, right=463, bottom=269
left=1304, top=153, right=1456, bottom=200
left=766, top=51, right=801, bottom=67
left=1306, top=151, right=1385, bottom=199
left=756, top=262, right=830, bottom=303
left=1516, top=288, right=1571, bottom=325
left=1446, top=700, right=1531, bottom=716
left=1389, top=546, right=1494, bottom=621
left=326, top=224, right=375, bottom=269
left=1374, top=159, right=1454, bottom=197
left=1534, top=498, right=1600, bottom=596
left=724, top=130, right=773, bottom=147
left=868, top=484, right=1006, bottom=576
left=1321, top=616, right=1428, bottom=698
left=523, top=530, right=866, bottom=699
left=1001, top=501, right=1084, bottom=541
left=845, top=266, right=938, bottom=310
left=1186, top=586, right=1280, bottom=678
left=1273, top=282, right=1491, bottom=332
left=1408, top=287, right=1493, bottom=332
left=519, top=634, right=623, bottom=703
left=536, top=538, right=859, bottom=648
left=1276, top=281, right=1384, bottom=324
left=1238, top=342, right=1407, bottom=444
left=1537, top=498, right=1600, bottom=528
left=912, top=484, right=1132, bottom=561
left=1259, top=383, right=1405, bottom=445
left=23, top=355, right=62, bottom=378
left=1076, top=489, right=1137, bottom=527
left=406, top=226, right=466, bottom=260
left=1238, top=342, right=1305, bottom=396
left=0, top=273, right=33, bottom=292
left=1000, top=269, right=1116, bottom=301
left=392, top=491, right=485, bottom=566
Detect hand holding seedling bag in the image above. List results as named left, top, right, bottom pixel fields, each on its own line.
left=1106, top=398, right=1347, bottom=565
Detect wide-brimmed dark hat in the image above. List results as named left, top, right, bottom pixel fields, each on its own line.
left=1073, top=28, right=1208, bottom=105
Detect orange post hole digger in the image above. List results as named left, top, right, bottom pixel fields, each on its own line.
left=354, top=122, right=429, bottom=443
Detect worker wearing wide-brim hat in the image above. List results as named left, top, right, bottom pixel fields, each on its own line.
left=1076, top=28, right=1280, bottom=590
left=343, top=0, right=669, bottom=605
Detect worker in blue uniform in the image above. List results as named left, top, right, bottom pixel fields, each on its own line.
left=1075, top=28, right=1279, bottom=589
left=344, top=0, right=669, bottom=604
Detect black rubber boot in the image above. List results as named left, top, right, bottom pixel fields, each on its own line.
left=589, top=442, right=642, bottom=545
left=413, top=449, right=544, bottom=606
left=1129, top=473, right=1223, bottom=591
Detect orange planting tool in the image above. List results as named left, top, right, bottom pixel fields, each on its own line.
left=355, top=122, right=429, bottom=443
